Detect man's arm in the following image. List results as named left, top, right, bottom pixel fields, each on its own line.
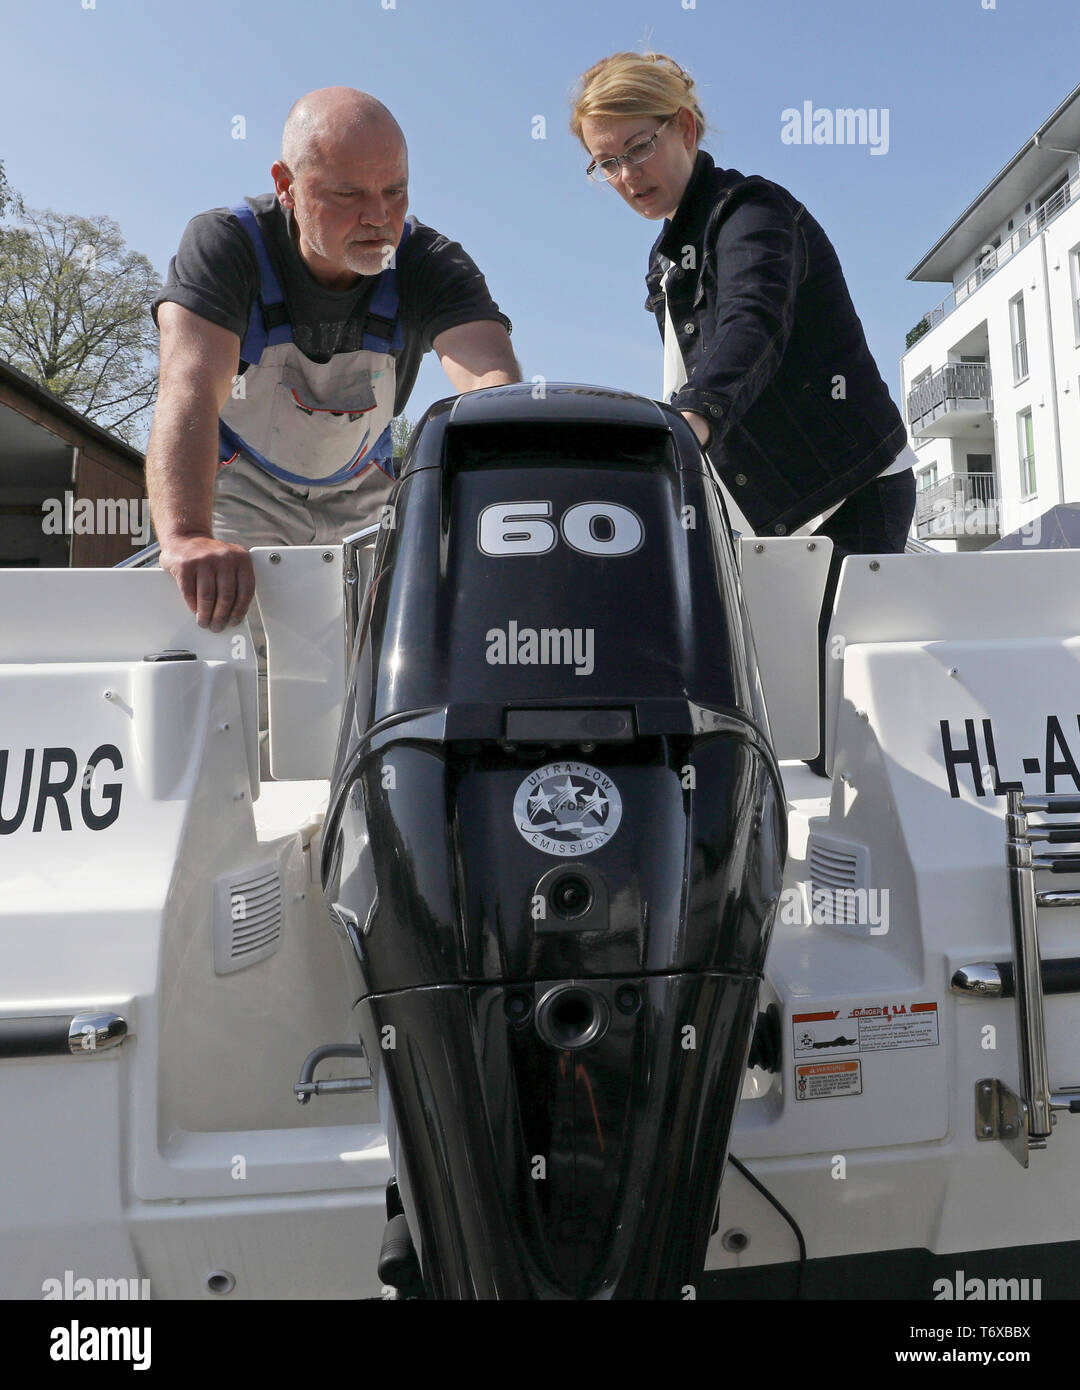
left=432, top=320, right=520, bottom=392
left=145, top=302, right=256, bottom=631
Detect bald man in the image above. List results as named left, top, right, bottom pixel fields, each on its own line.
left=147, top=88, right=519, bottom=639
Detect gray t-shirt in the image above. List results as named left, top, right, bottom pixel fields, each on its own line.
left=151, top=193, right=512, bottom=416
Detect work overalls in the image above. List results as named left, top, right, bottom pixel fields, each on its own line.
left=211, top=204, right=411, bottom=756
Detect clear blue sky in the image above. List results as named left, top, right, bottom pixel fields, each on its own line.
left=4, top=0, right=1080, bottom=435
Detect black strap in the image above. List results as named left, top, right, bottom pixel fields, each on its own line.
left=261, top=300, right=290, bottom=331
left=363, top=311, right=397, bottom=340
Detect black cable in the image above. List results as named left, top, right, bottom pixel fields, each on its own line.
left=729, top=1154, right=807, bottom=1299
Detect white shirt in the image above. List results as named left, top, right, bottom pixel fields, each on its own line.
left=660, top=261, right=914, bottom=534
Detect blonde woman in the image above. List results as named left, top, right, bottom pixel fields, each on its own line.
left=571, top=53, right=916, bottom=771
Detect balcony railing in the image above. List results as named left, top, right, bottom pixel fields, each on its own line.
left=911, top=172, right=1078, bottom=336
left=906, top=361, right=992, bottom=428
left=915, top=471, right=999, bottom=539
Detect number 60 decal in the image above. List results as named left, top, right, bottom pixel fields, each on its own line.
left=477, top=501, right=644, bottom=557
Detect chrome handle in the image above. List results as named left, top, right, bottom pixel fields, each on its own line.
left=0, top=1011, right=128, bottom=1059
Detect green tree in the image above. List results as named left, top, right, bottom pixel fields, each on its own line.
left=391, top=413, right=414, bottom=459
left=0, top=205, right=161, bottom=446
left=0, top=160, right=22, bottom=219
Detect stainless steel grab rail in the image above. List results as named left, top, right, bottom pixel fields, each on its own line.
left=114, top=541, right=161, bottom=568
left=965, top=791, right=1080, bottom=1166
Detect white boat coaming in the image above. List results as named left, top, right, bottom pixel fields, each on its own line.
left=3, top=544, right=1080, bottom=1298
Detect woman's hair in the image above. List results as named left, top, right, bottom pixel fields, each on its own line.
left=569, top=51, right=706, bottom=146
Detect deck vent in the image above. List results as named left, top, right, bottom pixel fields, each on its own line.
left=807, top=833, right=872, bottom=931
left=213, top=862, right=284, bottom=975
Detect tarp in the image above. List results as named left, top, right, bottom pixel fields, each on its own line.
left=988, top=502, right=1080, bottom=550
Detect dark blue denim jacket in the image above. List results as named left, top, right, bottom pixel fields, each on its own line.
left=646, top=151, right=907, bottom=535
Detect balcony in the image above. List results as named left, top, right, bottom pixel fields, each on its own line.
left=910, top=172, right=1079, bottom=337
left=907, top=362, right=993, bottom=438
left=915, top=471, right=999, bottom=540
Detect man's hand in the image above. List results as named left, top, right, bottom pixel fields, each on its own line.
left=433, top=320, right=520, bottom=392
left=159, top=534, right=256, bottom=632
left=681, top=410, right=712, bottom=447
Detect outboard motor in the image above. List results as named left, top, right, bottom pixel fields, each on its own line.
left=322, top=383, right=786, bottom=1299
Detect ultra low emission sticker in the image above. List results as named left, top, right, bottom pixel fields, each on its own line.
left=791, top=1002, right=940, bottom=1099
left=513, top=762, right=622, bottom=856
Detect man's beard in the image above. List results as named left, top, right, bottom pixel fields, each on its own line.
left=298, top=216, right=392, bottom=277
left=341, top=239, right=393, bottom=275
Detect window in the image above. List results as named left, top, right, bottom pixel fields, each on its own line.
left=1018, top=410, right=1036, bottom=498
left=1010, top=294, right=1029, bottom=382
left=917, top=464, right=938, bottom=491
left=1071, top=244, right=1080, bottom=342
left=1036, top=173, right=1071, bottom=229
left=975, top=239, right=1000, bottom=284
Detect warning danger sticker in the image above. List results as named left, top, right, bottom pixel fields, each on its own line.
left=792, top=1002, right=939, bottom=1059
left=795, top=1059, right=862, bottom=1101
left=856, top=1006, right=939, bottom=1053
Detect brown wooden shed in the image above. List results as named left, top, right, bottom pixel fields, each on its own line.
left=0, top=359, right=148, bottom=568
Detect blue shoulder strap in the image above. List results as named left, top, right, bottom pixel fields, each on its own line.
left=231, top=202, right=292, bottom=363
left=233, top=204, right=412, bottom=360
left=221, top=207, right=410, bottom=474
left=367, top=423, right=397, bottom=477
left=361, top=218, right=412, bottom=353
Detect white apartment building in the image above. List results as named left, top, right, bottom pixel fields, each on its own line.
left=901, top=83, right=1080, bottom=551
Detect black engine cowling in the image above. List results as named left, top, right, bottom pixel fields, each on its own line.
left=322, top=383, right=786, bottom=1299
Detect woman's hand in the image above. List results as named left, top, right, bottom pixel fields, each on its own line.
left=680, top=410, right=712, bottom=448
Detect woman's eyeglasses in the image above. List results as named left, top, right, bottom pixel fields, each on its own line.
left=586, top=118, right=672, bottom=184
